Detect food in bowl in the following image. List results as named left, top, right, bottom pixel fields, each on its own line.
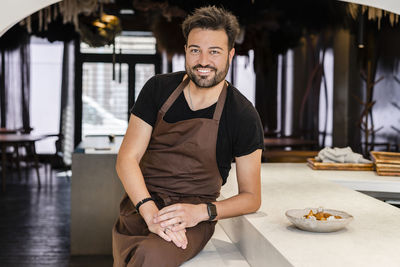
left=285, top=208, right=353, bottom=232
left=304, top=209, right=342, bottom=221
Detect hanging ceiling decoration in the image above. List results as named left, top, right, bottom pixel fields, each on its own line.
left=19, top=0, right=121, bottom=46
left=348, top=3, right=399, bottom=29
left=79, top=13, right=121, bottom=47
left=21, top=0, right=112, bottom=33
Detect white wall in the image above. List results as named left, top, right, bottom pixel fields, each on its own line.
left=0, top=0, right=61, bottom=37
left=338, top=0, right=400, bottom=15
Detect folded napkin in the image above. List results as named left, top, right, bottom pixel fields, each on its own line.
left=315, top=147, right=372, bottom=163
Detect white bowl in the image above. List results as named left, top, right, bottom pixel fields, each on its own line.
left=285, top=208, right=353, bottom=233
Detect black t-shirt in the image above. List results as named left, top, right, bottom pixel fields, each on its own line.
left=131, top=71, right=264, bottom=185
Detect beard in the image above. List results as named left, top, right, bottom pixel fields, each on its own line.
left=185, top=58, right=230, bottom=88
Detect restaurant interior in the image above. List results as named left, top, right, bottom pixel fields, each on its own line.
left=1, top=0, right=400, bottom=266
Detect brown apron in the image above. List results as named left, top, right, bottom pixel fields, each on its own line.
left=112, top=77, right=227, bottom=267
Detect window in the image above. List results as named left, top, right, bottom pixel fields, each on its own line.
left=82, top=63, right=129, bottom=137
left=234, top=50, right=256, bottom=106
left=30, top=36, right=63, bottom=153
left=80, top=32, right=157, bottom=54
left=79, top=32, right=160, bottom=140
left=319, top=49, right=334, bottom=147
left=135, top=64, right=155, bottom=100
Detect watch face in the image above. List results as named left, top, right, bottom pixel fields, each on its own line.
left=207, top=203, right=217, bottom=220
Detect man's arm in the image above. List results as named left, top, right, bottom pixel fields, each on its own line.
left=117, top=114, right=155, bottom=221
left=153, top=149, right=262, bottom=230
left=213, top=148, right=262, bottom=219
left=116, top=114, right=187, bottom=248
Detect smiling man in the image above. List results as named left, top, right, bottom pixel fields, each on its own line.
left=112, top=6, right=264, bottom=267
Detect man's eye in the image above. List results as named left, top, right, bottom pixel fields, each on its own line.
left=210, top=50, right=220, bottom=55
left=191, top=49, right=199, bottom=53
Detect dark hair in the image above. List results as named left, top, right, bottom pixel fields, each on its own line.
left=182, top=6, right=240, bottom=50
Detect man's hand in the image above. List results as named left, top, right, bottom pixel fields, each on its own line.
left=153, top=203, right=208, bottom=232
left=165, top=227, right=188, bottom=249
left=141, top=202, right=188, bottom=249
left=146, top=220, right=188, bottom=249
left=146, top=219, right=171, bottom=241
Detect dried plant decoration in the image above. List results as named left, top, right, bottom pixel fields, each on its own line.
left=348, top=3, right=399, bottom=29
left=20, top=0, right=113, bottom=33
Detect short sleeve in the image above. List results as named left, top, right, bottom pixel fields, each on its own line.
left=232, top=104, right=264, bottom=157
left=130, top=76, right=158, bottom=127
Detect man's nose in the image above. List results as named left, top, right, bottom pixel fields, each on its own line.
left=198, top=52, right=209, bottom=66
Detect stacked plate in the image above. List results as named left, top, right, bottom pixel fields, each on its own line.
left=370, top=151, right=400, bottom=176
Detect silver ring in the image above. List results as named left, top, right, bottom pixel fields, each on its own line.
left=164, top=228, right=170, bottom=234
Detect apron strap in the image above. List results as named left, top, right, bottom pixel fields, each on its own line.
left=212, top=81, right=228, bottom=121
left=159, top=76, right=228, bottom=122
left=160, top=77, right=190, bottom=115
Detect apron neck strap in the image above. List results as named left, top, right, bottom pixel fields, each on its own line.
left=160, top=76, right=228, bottom=121
left=160, top=76, right=190, bottom=115
left=212, top=81, right=228, bottom=121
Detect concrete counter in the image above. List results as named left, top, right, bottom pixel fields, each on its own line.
left=219, top=163, right=400, bottom=267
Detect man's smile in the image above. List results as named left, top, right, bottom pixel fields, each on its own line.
left=193, top=65, right=217, bottom=77
left=197, top=68, right=212, bottom=74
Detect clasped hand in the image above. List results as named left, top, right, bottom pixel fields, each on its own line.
left=153, top=203, right=204, bottom=231
left=147, top=218, right=188, bottom=249
left=149, top=203, right=205, bottom=249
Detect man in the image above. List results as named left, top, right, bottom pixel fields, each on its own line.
left=112, top=6, right=264, bottom=267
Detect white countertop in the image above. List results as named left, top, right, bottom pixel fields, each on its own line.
left=219, top=163, right=400, bottom=267
left=76, top=136, right=123, bottom=154
left=265, top=163, right=400, bottom=193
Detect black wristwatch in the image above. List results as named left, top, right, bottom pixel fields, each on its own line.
left=206, top=202, right=217, bottom=221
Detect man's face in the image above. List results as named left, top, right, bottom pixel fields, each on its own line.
left=185, top=28, right=235, bottom=88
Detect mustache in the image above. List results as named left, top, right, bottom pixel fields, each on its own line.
left=192, top=65, right=217, bottom=71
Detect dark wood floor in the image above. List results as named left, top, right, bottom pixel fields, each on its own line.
left=0, top=168, right=113, bottom=267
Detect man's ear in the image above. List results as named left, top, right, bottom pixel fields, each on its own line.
left=229, top=48, right=235, bottom=64
left=184, top=44, right=187, bottom=52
